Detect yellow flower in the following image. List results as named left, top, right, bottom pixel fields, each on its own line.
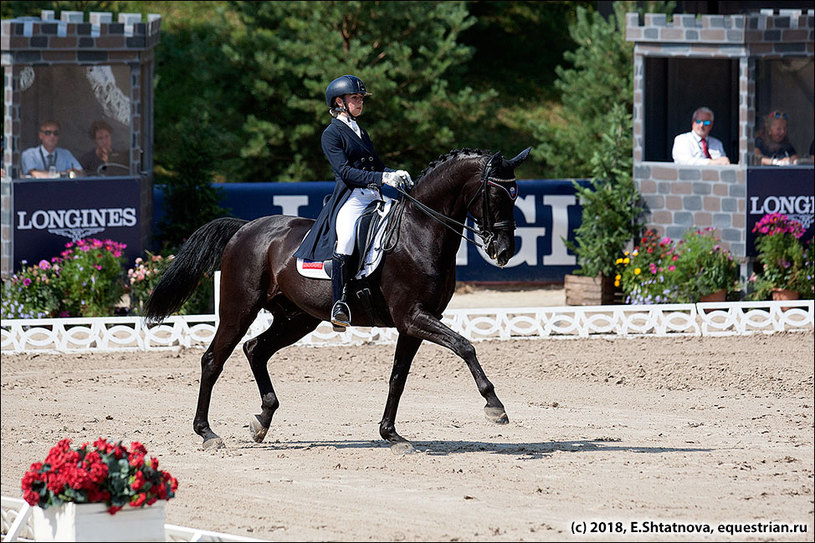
left=634, top=268, right=641, bottom=275
left=615, top=258, right=622, bottom=264
left=623, top=257, right=630, bottom=264
left=615, top=274, right=621, bottom=280
left=614, top=280, right=620, bottom=287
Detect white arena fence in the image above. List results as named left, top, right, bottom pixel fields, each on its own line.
left=1, top=496, right=266, bottom=542
left=1, top=299, right=812, bottom=354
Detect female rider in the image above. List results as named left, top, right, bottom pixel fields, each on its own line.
left=293, top=75, right=412, bottom=328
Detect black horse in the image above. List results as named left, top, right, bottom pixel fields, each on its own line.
left=144, top=147, right=531, bottom=452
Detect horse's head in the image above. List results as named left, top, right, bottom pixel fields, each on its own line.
left=472, top=147, right=531, bottom=267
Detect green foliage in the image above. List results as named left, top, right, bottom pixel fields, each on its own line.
left=671, top=228, right=740, bottom=301
left=564, top=103, right=644, bottom=278
left=615, top=229, right=677, bottom=304
left=616, top=228, right=739, bottom=304
left=212, top=1, right=495, bottom=181
left=154, top=121, right=227, bottom=251
left=1, top=239, right=127, bottom=319
left=54, top=239, right=128, bottom=317
left=531, top=1, right=674, bottom=178
left=1, top=241, right=215, bottom=319
left=0, top=259, right=63, bottom=319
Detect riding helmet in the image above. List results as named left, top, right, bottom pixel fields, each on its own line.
left=325, top=75, right=371, bottom=109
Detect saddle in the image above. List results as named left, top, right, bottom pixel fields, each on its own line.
left=296, top=200, right=395, bottom=326
left=296, top=199, right=394, bottom=281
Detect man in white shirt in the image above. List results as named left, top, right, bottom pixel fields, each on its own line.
left=20, top=120, right=83, bottom=178
left=672, top=107, right=730, bottom=166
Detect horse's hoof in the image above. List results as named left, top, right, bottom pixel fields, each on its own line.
left=249, top=414, right=269, bottom=443
left=202, top=437, right=225, bottom=450
left=485, top=406, right=509, bottom=424
left=390, top=441, right=416, bottom=455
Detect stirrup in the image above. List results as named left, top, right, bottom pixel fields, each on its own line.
left=331, top=300, right=351, bottom=329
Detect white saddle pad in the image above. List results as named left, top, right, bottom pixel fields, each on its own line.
left=296, top=199, right=393, bottom=280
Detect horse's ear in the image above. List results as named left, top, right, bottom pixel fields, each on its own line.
left=489, top=151, right=503, bottom=165
left=506, top=147, right=532, bottom=168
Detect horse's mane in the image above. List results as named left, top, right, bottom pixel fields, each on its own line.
left=417, top=148, right=492, bottom=184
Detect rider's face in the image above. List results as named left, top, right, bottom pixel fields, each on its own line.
left=342, top=93, right=365, bottom=117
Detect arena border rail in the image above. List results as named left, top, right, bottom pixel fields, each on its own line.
left=0, top=496, right=267, bottom=542
left=1, top=300, right=812, bottom=354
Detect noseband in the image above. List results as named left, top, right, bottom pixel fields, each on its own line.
left=388, top=155, right=517, bottom=251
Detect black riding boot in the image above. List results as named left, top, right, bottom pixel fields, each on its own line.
left=331, top=253, right=351, bottom=328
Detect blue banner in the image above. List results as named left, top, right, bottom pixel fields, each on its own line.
left=154, top=179, right=588, bottom=283
left=13, top=177, right=144, bottom=271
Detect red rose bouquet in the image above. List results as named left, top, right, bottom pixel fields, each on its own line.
left=21, top=438, right=178, bottom=515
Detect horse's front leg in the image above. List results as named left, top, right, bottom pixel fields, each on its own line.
left=380, top=334, right=423, bottom=454
left=402, top=308, right=508, bottom=424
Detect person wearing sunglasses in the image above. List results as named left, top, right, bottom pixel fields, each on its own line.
left=20, top=120, right=83, bottom=178
left=293, top=74, right=413, bottom=329
left=754, top=110, right=798, bottom=166
left=672, top=106, right=730, bottom=166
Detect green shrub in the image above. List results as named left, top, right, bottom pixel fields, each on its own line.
left=0, top=259, right=64, bottom=319
left=55, top=239, right=129, bottom=317
left=615, top=228, right=739, bottom=304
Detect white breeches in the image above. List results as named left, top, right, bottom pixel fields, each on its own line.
left=335, top=187, right=391, bottom=256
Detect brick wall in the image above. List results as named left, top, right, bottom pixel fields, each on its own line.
left=626, top=9, right=814, bottom=260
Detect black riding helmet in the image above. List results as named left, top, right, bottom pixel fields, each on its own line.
left=325, top=75, right=371, bottom=118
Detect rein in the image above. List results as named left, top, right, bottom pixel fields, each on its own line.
left=383, top=156, right=515, bottom=252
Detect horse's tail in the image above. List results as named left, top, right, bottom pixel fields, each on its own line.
left=143, top=217, right=248, bottom=323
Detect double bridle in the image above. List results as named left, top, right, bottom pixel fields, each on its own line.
left=388, top=155, right=518, bottom=251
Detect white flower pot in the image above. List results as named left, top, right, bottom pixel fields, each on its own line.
left=31, top=501, right=166, bottom=542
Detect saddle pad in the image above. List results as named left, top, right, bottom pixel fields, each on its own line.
left=296, top=199, right=393, bottom=280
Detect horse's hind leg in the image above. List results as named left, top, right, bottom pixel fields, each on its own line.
left=196, top=308, right=260, bottom=450
left=243, top=307, right=320, bottom=443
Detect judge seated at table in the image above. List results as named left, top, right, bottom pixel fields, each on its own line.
left=20, top=120, right=83, bottom=178
left=672, top=106, right=730, bottom=166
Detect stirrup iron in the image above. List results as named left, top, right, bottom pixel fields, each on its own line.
left=331, top=299, right=351, bottom=329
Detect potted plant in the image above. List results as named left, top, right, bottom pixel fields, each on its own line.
left=671, top=227, right=740, bottom=303
left=21, top=438, right=177, bottom=542
left=563, top=104, right=645, bottom=305
left=615, top=227, right=739, bottom=304
left=747, top=213, right=814, bottom=301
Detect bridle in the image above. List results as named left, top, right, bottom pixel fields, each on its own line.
left=387, top=155, right=518, bottom=251
left=465, top=155, right=518, bottom=249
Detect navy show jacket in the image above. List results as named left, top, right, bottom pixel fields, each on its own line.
left=293, top=118, right=390, bottom=262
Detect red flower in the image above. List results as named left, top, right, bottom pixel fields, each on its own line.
left=20, top=438, right=177, bottom=515
left=131, top=492, right=147, bottom=507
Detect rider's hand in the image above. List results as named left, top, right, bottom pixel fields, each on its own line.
left=400, top=171, right=415, bottom=192
left=383, top=170, right=412, bottom=189
left=382, top=171, right=401, bottom=188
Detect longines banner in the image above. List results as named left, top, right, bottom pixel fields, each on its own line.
left=13, top=177, right=143, bottom=271
left=746, top=168, right=815, bottom=257
left=153, top=179, right=586, bottom=282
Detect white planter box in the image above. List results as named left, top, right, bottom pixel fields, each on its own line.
left=31, top=501, right=166, bottom=541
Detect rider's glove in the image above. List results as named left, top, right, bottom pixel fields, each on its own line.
left=382, top=170, right=413, bottom=190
